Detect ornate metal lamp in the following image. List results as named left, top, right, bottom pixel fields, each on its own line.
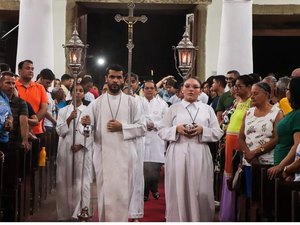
left=173, top=30, right=197, bottom=79
left=62, top=24, right=90, bottom=221
left=63, top=24, right=88, bottom=77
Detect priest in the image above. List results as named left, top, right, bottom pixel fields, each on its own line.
left=81, top=64, right=147, bottom=222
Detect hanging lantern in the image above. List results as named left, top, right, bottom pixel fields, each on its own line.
left=63, top=24, right=88, bottom=77
left=173, top=31, right=197, bottom=79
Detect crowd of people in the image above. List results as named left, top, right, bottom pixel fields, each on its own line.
left=0, top=60, right=300, bottom=222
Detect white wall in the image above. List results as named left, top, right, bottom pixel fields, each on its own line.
left=205, top=0, right=300, bottom=81
left=253, top=0, right=300, bottom=5
left=53, top=0, right=66, bottom=79
left=205, top=0, right=222, bottom=79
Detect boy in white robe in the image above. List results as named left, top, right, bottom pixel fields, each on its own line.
left=56, top=83, right=93, bottom=221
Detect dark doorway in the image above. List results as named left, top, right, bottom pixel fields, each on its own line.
left=253, top=14, right=300, bottom=79
left=253, top=36, right=300, bottom=79
left=86, top=12, right=187, bottom=86
left=0, top=21, right=18, bottom=71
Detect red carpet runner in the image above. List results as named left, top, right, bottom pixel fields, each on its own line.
left=92, top=169, right=166, bottom=222
left=140, top=170, right=166, bottom=222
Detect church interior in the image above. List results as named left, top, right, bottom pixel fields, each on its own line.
left=0, top=0, right=300, bottom=222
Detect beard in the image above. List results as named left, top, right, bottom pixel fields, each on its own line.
left=108, top=83, right=123, bottom=94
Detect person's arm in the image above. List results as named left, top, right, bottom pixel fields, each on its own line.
left=36, top=102, right=48, bottom=121
left=238, top=115, right=251, bottom=155
left=242, top=111, right=283, bottom=163
left=282, top=157, right=300, bottom=176
left=36, top=86, right=49, bottom=121
left=216, top=94, right=225, bottom=124
left=66, top=110, right=77, bottom=127
left=26, top=102, right=39, bottom=126
left=45, top=111, right=57, bottom=126
left=19, top=115, right=30, bottom=152
left=28, top=114, right=39, bottom=126
left=268, top=131, right=300, bottom=179
left=217, top=111, right=223, bottom=125
left=255, top=110, right=283, bottom=155
left=156, top=75, right=174, bottom=88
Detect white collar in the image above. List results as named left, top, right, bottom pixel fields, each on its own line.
left=182, top=99, right=197, bottom=109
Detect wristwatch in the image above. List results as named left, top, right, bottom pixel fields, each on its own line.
left=260, top=147, right=265, bottom=153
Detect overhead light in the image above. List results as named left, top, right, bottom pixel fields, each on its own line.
left=97, top=57, right=105, bottom=66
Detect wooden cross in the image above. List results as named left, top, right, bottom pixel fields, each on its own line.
left=115, top=1, right=147, bottom=94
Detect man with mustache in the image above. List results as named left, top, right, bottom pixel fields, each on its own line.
left=81, top=64, right=147, bottom=222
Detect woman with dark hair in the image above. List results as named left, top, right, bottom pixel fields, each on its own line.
left=219, top=75, right=253, bottom=222
left=158, top=77, right=223, bottom=222
left=268, top=76, right=300, bottom=179
left=239, top=82, right=283, bottom=197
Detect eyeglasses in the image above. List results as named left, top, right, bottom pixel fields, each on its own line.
left=234, top=84, right=246, bottom=89
left=144, top=87, right=155, bottom=90
left=184, top=84, right=201, bottom=89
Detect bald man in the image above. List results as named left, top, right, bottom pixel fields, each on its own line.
left=278, top=68, right=300, bottom=116
left=291, top=68, right=300, bottom=77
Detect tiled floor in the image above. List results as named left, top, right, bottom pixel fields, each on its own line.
left=25, top=181, right=220, bottom=222
left=25, top=182, right=98, bottom=222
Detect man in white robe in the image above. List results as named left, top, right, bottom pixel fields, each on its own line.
left=124, top=74, right=150, bottom=221
left=143, top=81, right=168, bottom=201
left=81, top=64, right=147, bottom=222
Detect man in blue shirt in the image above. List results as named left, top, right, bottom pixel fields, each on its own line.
left=0, top=89, right=13, bottom=144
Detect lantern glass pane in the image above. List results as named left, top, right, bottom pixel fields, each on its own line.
left=179, top=49, right=192, bottom=66
left=68, top=48, right=83, bottom=64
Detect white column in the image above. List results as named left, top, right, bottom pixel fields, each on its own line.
left=16, top=0, right=54, bottom=79
left=217, top=0, right=253, bottom=75
left=53, top=0, right=67, bottom=79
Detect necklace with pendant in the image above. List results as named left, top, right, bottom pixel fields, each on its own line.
left=107, top=93, right=122, bottom=120
left=186, top=105, right=199, bottom=126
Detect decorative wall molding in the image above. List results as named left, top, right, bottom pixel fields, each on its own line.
left=75, top=0, right=211, bottom=4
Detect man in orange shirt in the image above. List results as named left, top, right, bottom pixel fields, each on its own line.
left=15, top=60, right=48, bottom=136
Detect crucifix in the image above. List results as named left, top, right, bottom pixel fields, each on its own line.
left=115, top=1, right=147, bottom=94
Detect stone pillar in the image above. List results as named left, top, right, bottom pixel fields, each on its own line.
left=195, top=4, right=208, bottom=82
left=16, top=0, right=54, bottom=79
left=217, top=0, right=253, bottom=75
left=53, top=0, right=67, bottom=78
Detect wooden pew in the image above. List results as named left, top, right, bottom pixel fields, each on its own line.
left=0, top=146, right=21, bottom=221
left=30, top=138, right=40, bottom=215
left=0, top=151, right=4, bottom=221
left=23, top=148, right=32, bottom=220
left=260, top=167, right=275, bottom=221
left=291, top=190, right=300, bottom=222
left=17, top=146, right=26, bottom=221
left=49, top=130, right=58, bottom=192
left=275, top=178, right=300, bottom=222
left=249, top=164, right=273, bottom=221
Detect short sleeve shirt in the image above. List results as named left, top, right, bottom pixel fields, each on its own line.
left=216, top=90, right=234, bottom=112
left=16, top=80, right=48, bottom=134
left=0, top=91, right=12, bottom=143
left=9, top=95, right=29, bottom=142
left=278, top=97, right=292, bottom=116
left=227, top=98, right=251, bottom=134
left=274, top=109, right=300, bottom=165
